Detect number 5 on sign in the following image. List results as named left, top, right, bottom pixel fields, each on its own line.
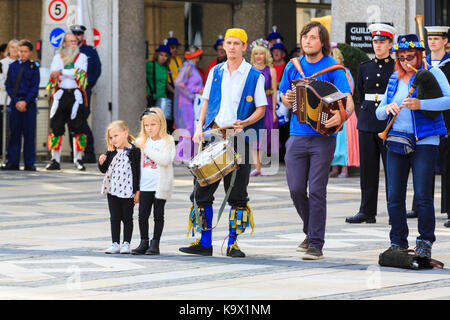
left=46, top=0, right=69, bottom=24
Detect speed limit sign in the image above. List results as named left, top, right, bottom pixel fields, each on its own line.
left=47, top=0, right=68, bottom=23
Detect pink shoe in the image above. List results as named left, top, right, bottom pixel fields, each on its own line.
left=250, top=169, right=261, bottom=176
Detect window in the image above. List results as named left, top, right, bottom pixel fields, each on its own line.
left=296, top=0, right=332, bottom=45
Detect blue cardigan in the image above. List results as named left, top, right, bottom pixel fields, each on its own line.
left=376, top=66, right=450, bottom=143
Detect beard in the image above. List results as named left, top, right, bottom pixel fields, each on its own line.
left=303, top=47, right=322, bottom=58
left=60, top=45, right=80, bottom=64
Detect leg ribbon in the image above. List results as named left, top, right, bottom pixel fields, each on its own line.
left=47, top=133, right=62, bottom=151
left=74, top=133, right=87, bottom=152
left=229, top=204, right=255, bottom=236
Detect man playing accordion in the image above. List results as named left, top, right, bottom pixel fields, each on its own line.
left=280, top=21, right=354, bottom=260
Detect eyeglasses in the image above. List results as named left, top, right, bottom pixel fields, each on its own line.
left=397, top=54, right=416, bottom=62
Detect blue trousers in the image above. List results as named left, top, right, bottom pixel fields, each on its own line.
left=386, top=145, right=437, bottom=249
left=285, top=135, right=336, bottom=250
left=7, top=102, right=36, bottom=165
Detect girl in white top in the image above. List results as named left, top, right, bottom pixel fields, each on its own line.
left=132, top=107, right=175, bottom=255
left=0, top=40, right=19, bottom=106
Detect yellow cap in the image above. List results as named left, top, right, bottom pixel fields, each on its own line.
left=224, top=28, right=248, bottom=44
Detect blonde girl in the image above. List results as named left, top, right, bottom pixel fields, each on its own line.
left=99, top=120, right=141, bottom=254
left=132, top=107, right=175, bottom=255
left=250, top=38, right=278, bottom=176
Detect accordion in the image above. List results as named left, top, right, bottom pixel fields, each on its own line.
left=291, top=79, right=347, bottom=136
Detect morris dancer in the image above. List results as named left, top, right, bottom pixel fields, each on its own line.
left=46, top=33, right=88, bottom=171
left=179, top=28, right=267, bottom=258
left=281, top=21, right=354, bottom=260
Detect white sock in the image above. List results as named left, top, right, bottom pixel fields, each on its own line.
left=51, top=150, right=61, bottom=163
left=73, top=139, right=83, bottom=162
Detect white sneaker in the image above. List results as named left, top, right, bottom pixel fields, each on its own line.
left=120, top=241, right=131, bottom=254
left=105, top=242, right=120, bottom=254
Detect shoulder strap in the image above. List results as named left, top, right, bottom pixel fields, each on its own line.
left=289, top=57, right=354, bottom=94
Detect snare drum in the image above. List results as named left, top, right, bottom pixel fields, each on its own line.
left=188, top=139, right=239, bottom=187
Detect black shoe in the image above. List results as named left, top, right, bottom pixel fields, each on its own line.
left=179, top=240, right=212, bottom=256
left=345, top=212, right=376, bottom=224
left=1, top=163, right=20, bottom=171
left=46, top=159, right=60, bottom=170
left=82, top=154, right=96, bottom=163
left=131, top=239, right=149, bottom=255
left=145, top=239, right=160, bottom=255
left=227, top=242, right=246, bottom=258
left=444, top=220, right=450, bottom=228
left=406, top=210, right=418, bottom=219
left=24, top=164, right=36, bottom=171
left=75, top=160, right=86, bottom=171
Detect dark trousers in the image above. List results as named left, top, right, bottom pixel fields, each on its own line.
left=138, top=191, right=166, bottom=241
left=387, top=145, right=437, bottom=248
left=358, top=131, right=388, bottom=217
left=69, top=87, right=94, bottom=156
left=285, top=135, right=336, bottom=250
left=190, top=135, right=251, bottom=207
left=440, top=135, right=450, bottom=215
left=7, top=102, right=36, bottom=165
left=51, top=89, right=85, bottom=137
left=107, top=194, right=134, bottom=244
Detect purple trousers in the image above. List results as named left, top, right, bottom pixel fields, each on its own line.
left=285, top=135, right=336, bottom=250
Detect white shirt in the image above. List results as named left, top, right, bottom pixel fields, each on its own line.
left=140, top=137, right=164, bottom=191
left=202, top=59, right=267, bottom=127
left=50, top=53, right=88, bottom=89
left=0, top=56, right=16, bottom=105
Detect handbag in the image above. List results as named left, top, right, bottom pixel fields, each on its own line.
left=146, top=61, right=157, bottom=108
left=385, top=130, right=416, bottom=155
left=379, top=247, right=444, bottom=270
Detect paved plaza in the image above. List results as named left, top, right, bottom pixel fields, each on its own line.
left=0, top=163, right=449, bottom=300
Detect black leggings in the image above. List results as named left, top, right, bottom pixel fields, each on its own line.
left=107, top=194, right=134, bottom=243
left=139, top=191, right=166, bottom=241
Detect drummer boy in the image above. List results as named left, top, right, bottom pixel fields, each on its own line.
left=179, top=28, right=267, bottom=258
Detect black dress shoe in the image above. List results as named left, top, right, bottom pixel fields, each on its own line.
left=24, top=164, right=36, bottom=171
left=145, top=239, right=160, bottom=255
left=131, top=239, right=149, bottom=255
left=444, top=220, right=450, bottom=228
left=345, top=212, right=376, bottom=224
left=406, top=210, right=418, bottom=219
left=227, top=245, right=246, bottom=258
left=179, top=240, right=212, bottom=256
left=1, top=163, right=20, bottom=171
left=46, top=159, right=61, bottom=170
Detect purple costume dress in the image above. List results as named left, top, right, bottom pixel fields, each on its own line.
left=254, top=66, right=279, bottom=152
left=173, top=60, right=204, bottom=162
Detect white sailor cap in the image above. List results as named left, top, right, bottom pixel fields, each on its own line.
left=70, top=25, right=87, bottom=34
left=368, top=23, right=397, bottom=41
left=425, top=26, right=450, bottom=37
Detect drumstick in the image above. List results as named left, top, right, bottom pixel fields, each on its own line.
left=197, top=121, right=246, bottom=155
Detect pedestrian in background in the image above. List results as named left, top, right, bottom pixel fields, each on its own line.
left=0, top=39, right=19, bottom=159
left=70, top=25, right=102, bottom=163
left=173, top=45, right=204, bottom=162
left=329, top=44, right=358, bottom=178
left=249, top=38, right=278, bottom=176
left=2, top=39, right=40, bottom=171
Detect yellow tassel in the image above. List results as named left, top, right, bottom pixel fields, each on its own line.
left=230, top=209, right=236, bottom=221
left=247, top=204, right=255, bottom=234
left=186, top=205, right=194, bottom=237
